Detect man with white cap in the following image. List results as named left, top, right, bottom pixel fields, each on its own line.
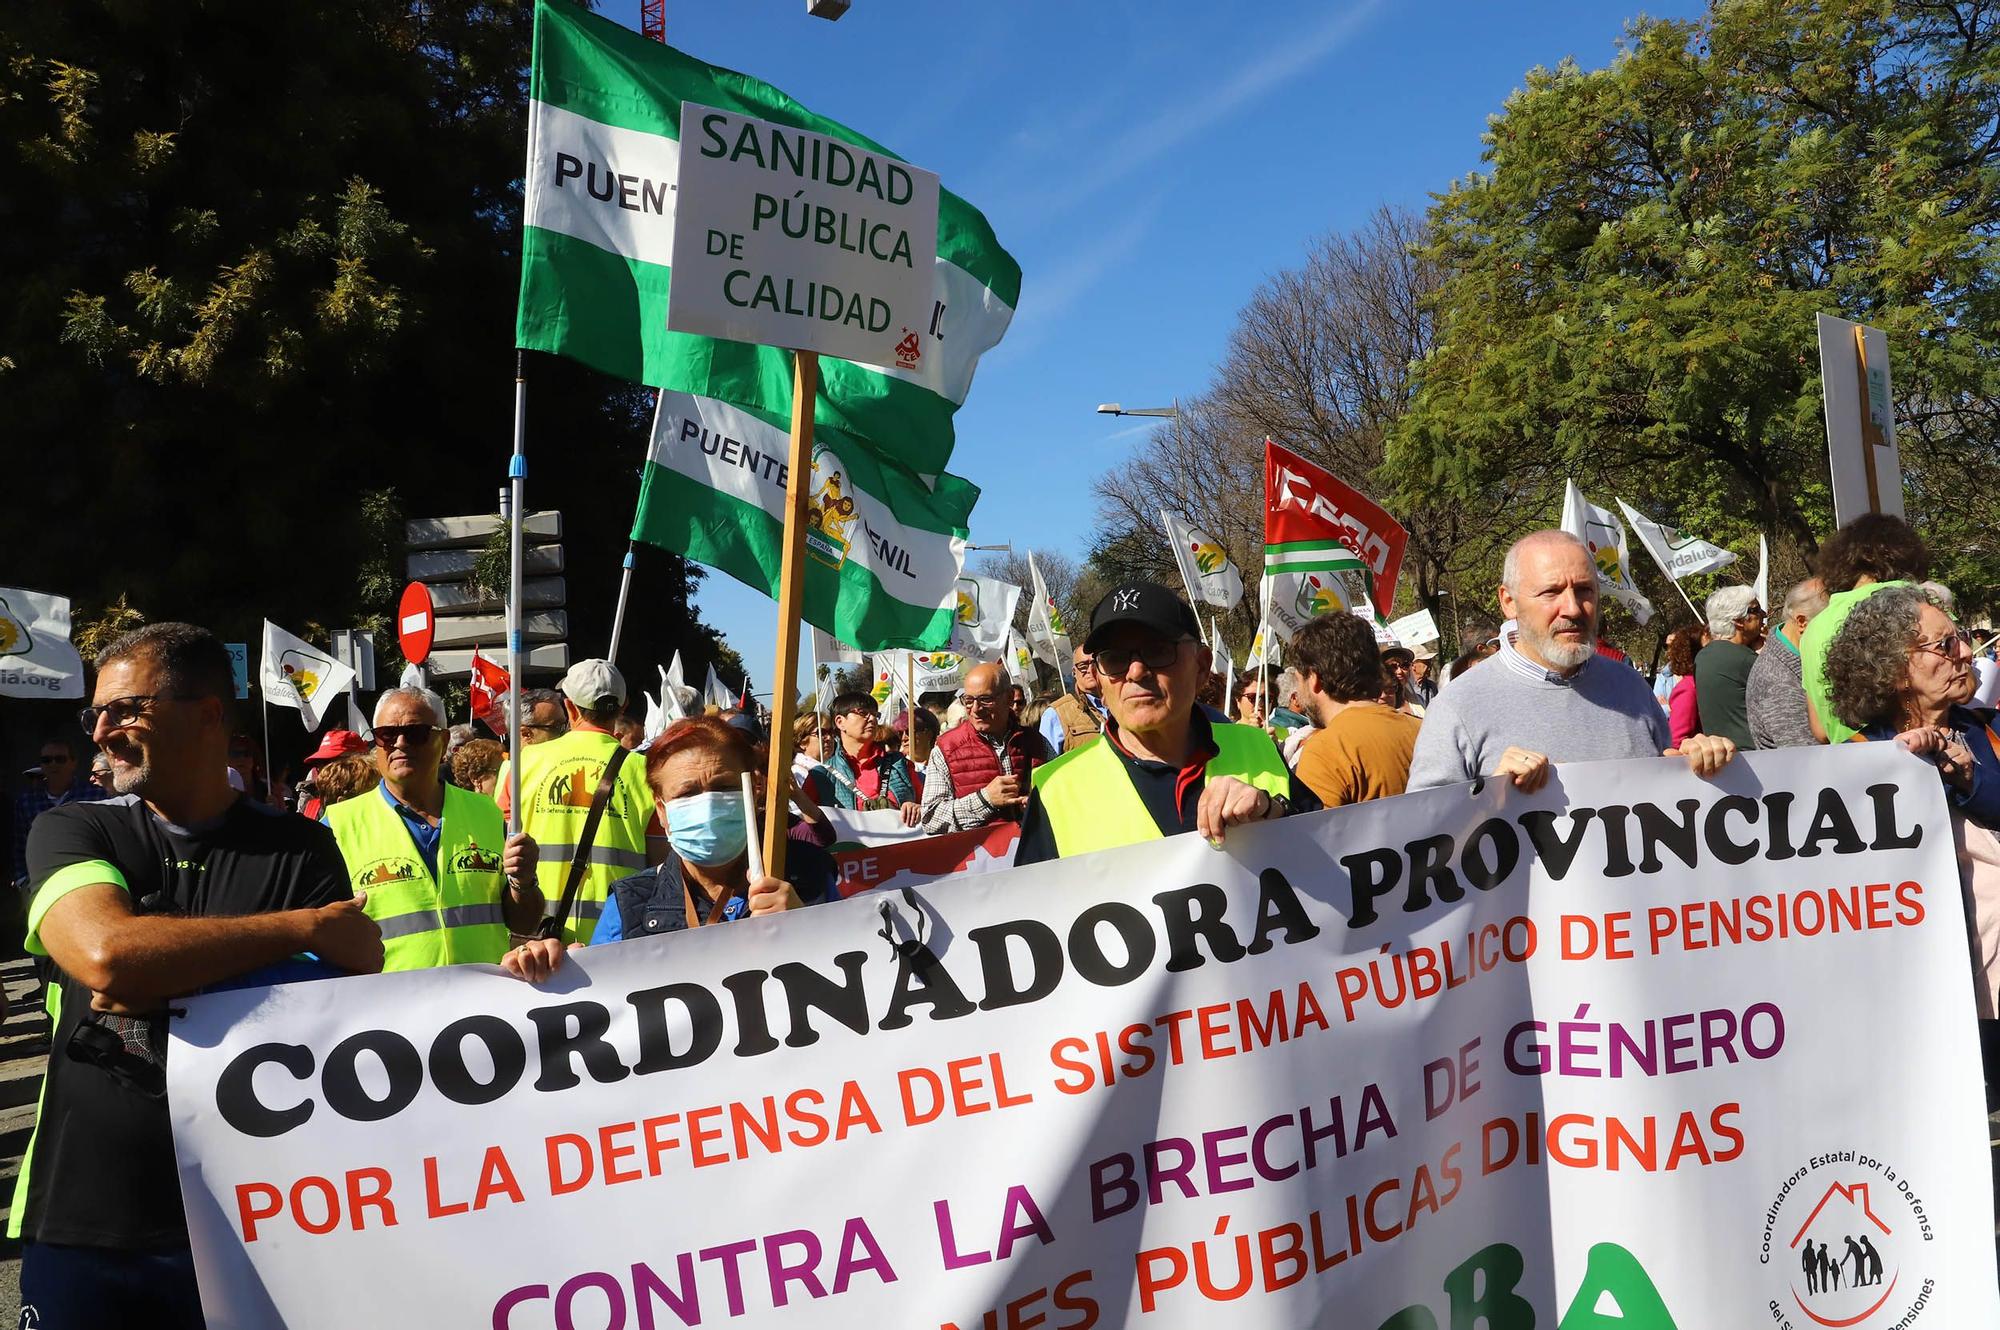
left=496, top=659, right=656, bottom=942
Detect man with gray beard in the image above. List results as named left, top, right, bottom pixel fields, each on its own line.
left=1409, top=530, right=1737, bottom=792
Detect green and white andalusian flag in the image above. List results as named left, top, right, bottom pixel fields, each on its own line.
left=634, top=390, right=974, bottom=651
left=518, top=0, right=1020, bottom=477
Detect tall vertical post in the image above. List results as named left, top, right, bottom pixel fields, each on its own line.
left=608, top=543, right=636, bottom=663
left=505, top=351, right=528, bottom=837
left=760, top=350, right=817, bottom=881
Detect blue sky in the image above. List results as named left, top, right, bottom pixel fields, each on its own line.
left=597, top=0, right=1704, bottom=691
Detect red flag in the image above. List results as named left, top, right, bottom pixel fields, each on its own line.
left=468, top=648, right=511, bottom=731
left=738, top=675, right=753, bottom=712
left=1263, top=440, right=1408, bottom=618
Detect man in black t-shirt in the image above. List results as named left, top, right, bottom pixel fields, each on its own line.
left=14, top=623, right=382, bottom=1329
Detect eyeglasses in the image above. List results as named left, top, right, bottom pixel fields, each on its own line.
left=373, top=724, right=440, bottom=749
left=1912, top=629, right=1974, bottom=660
left=78, top=694, right=199, bottom=735
left=837, top=708, right=879, bottom=722
left=1072, top=658, right=1098, bottom=675
left=960, top=694, right=1004, bottom=710
left=520, top=722, right=564, bottom=734
left=1737, top=605, right=1767, bottom=621
left=1093, top=638, right=1192, bottom=677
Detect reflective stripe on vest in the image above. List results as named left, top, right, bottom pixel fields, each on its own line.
left=325, top=784, right=512, bottom=970
left=1030, top=721, right=1291, bottom=859
left=508, top=729, right=654, bottom=944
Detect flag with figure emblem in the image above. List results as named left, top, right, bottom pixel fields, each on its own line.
left=259, top=621, right=355, bottom=731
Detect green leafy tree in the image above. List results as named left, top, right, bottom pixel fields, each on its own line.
left=1392, top=1, right=2000, bottom=618
left=0, top=0, right=733, bottom=765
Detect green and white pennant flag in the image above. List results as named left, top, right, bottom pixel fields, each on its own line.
left=632, top=389, right=974, bottom=651
left=518, top=0, right=1021, bottom=477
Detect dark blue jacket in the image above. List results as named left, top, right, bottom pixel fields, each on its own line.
left=595, top=842, right=838, bottom=942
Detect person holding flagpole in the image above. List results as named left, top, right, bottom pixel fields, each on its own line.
left=323, top=686, right=544, bottom=971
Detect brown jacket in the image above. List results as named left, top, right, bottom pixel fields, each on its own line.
left=1049, top=692, right=1102, bottom=752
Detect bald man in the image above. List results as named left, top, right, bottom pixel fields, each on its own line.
left=921, top=663, right=1055, bottom=832
left=1409, top=529, right=1735, bottom=792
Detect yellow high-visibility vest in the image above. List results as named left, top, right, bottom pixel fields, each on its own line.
left=1030, top=721, right=1292, bottom=859
left=325, top=784, right=512, bottom=970
left=498, top=729, right=653, bottom=942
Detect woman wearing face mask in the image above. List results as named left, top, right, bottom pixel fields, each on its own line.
left=502, top=717, right=833, bottom=978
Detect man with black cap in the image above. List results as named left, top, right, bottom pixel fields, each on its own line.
left=1015, top=582, right=1316, bottom=865
left=495, top=659, right=658, bottom=941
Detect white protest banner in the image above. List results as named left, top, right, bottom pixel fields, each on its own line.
left=668, top=103, right=942, bottom=370
left=170, top=746, right=1996, bottom=1328
left=1387, top=608, right=1440, bottom=649
left=1818, top=312, right=1905, bottom=527
left=0, top=587, right=86, bottom=699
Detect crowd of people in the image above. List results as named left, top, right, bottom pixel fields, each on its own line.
left=6, top=511, right=1997, bottom=1323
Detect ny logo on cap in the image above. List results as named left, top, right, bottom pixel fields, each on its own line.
left=1112, top=588, right=1143, bottom=612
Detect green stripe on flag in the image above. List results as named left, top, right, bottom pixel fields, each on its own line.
left=531, top=0, right=1019, bottom=301
left=631, top=390, right=976, bottom=651
left=519, top=0, right=1020, bottom=478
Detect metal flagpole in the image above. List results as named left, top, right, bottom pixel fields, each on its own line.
left=608, top=542, right=636, bottom=661
left=608, top=392, right=665, bottom=663
left=505, top=351, right=527, bottom=837
left=261, top=697, right=274, bottom=806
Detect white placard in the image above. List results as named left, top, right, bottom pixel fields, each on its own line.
left=1817, top=312, right=1905, bottom=526
left=669, top=103, right=940, bottom=368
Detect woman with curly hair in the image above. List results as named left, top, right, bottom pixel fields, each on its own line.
left=1825, top=584, right=2000, bottom=1019
left=1663, top=625, right=1708, bottom=748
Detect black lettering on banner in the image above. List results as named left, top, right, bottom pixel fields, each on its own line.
left=216, top=1042, right=316, bottom=1138
left=529, top=1001, right=629, bottom=1092
left=323, top=1030, right=422, bottom=1122
left=429, top=1014, right=528, bottom=1106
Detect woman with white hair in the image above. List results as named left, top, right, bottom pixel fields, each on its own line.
left=1692, top=585, right=1766, bottom=750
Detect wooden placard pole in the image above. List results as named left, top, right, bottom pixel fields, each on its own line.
left=1852, top=324, right=1885, bottom=513
left=761, top=349, right=817, bottom=882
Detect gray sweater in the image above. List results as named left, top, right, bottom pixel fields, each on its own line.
left=1409, top=646, right=1671, bottom=790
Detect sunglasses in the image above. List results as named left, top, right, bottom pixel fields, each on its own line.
left=374, top=724, right=440, bottom=749
left=1913, top=629, right=1974, bottom=660
left=78, top=693, right=200, bottom=735
left=1094, top=638, right=1192, bottom=676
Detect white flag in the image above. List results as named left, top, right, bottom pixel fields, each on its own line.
left=946, top=575, right=1022, bottom=656
left=703, top=664, right=734, bottom=711
left=1560, top=481, right=1654, bottom=625
left=1025, top=553, right=1073, bottom=683
left=0, top=587, right=86, bottom=699
left=1754, top=534, right=1770, bottom=613
left=259, top=621, right=355, bottom=731
left=1005, top=628, right=1037, bottom=696
left=876, top=649, right=966, bottom=701
left=1161, top=511, right=1245, bottom=611
left=811, top=628, right=864, bottom=666
left=1615, top=498, right=1739, bottom=581
left=642, top=689, right=664, bottom=743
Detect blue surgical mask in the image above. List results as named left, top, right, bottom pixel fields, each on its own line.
left=662, top=791, right=749, bottom=866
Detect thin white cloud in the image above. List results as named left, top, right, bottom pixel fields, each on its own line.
left=1029, top=0, right=1382, bottom=221
left=988, top=195, right=1165, bottom=362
